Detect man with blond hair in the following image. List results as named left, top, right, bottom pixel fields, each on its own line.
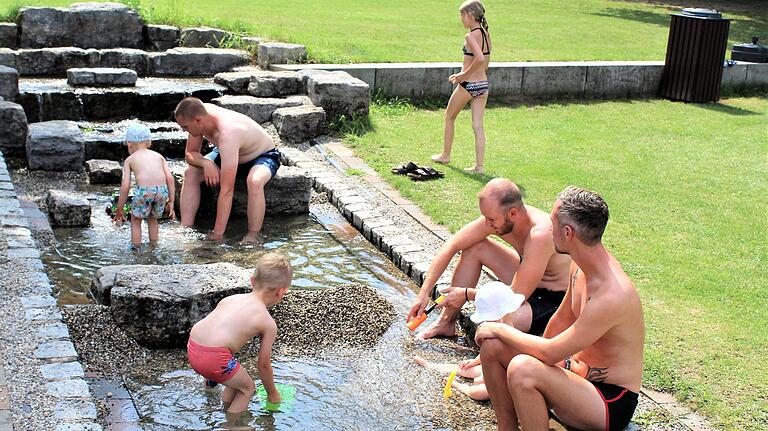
left=174, top=97, right=281, bottom=243
left=407, top=178, right=571, bottom=339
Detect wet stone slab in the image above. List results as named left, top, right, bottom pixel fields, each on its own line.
left=37, top=323, right=72, bottom=341
left=53, top=399, right=98, bottom=420
left=25, top=306, right=63, bottom=322
left=46, top=379, right=90, bottom=398
left=41, top=362, right=84, bottom=381
left=21, top=295, right=57, bottom=308
left=35, top=340, right=78, bottom=360
left=54, top=423, right=104, bottom=431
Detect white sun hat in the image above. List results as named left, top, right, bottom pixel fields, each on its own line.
left=470, top=281, right=526, bottom=323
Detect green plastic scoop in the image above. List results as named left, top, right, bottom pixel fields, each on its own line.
left=256, top=383, right=296, bottom=413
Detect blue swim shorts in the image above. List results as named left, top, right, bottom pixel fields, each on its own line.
left=204, top=147, right=281, bottom=180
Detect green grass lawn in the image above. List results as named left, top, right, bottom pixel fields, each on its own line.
left=344, top=96, right=768, bottom=430
left=0, top=0, right=765, bottom=63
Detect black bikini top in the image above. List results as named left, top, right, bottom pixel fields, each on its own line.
left=462, top=27, right=491, bottom=56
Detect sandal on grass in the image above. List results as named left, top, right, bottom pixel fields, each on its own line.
left=391, top=161, right=420, bottom=175
left=408, top=166, right=445, bottom=181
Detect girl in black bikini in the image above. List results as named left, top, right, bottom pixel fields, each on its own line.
left=431, top=0, right=491, bottom=175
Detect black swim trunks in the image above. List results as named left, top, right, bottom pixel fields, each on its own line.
left=204, top=147, right=281, bottom=180
left=592, top=382, right=639, bottom=431
left=528, top=288, right=566, bottom=336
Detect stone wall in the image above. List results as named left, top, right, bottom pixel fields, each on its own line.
left=274, top=61, right=768, bottom=102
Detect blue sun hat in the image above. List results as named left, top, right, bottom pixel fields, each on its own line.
left=124, top=123, right=152, bottom=143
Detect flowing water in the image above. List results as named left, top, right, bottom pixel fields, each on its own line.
left=40, top=192, right=490, bottom=430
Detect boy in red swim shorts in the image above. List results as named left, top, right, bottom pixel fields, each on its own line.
left=187, top=253, right=292, bottom=413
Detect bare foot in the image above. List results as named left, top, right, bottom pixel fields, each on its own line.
left=416, top=319, right=457, bottom=340
left=431, top=153, right=451, bottom=164
left=239, top=231, right=262, bottom=245
left=463, top=165, right=483, bottom=174
left=413, top=356, right=459, bottom=374
left=452, top=380, right=490, bottom=401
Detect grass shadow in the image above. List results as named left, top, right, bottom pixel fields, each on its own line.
left=598, top=2, right=768, bottom=48
left=442, top=164, right=496, bottom=185
left=592, top=7, right=671, bottom=28
left=690, top=101, right=763, bottom=115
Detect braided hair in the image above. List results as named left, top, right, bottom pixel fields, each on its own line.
left=460, top=0, right=489, bottom=31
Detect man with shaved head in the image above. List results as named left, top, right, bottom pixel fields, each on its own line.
left=407, top=178, right=571, bottom=339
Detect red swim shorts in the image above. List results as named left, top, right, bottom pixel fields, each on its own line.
left=187, top=338, right=241, bottom=384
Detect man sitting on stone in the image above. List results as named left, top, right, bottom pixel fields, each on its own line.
left=174, top=97, right=281, bottom=243
left=407, top=178, right=571, bottom=339
left=477, top=187, right=644, bottom=431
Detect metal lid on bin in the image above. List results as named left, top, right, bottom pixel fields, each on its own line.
left=680, top=8, right=722, bottom=18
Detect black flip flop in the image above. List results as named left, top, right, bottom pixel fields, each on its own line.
left=408, top=166, right=445, bottom=181
left=391, top=161, right=419, bottom=175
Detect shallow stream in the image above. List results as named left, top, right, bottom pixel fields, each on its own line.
left=38, top=188, right=492, bottom=430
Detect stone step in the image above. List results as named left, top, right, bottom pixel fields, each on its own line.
left=79, top=121, right=188, bottom=161
left=0, top=47, right=251, bottom=77
left=16, top=77, right=226, bottom=122
left=211, top=94, right=308, bottom=124
left=273, top=105, right=326, bottom=144
left=169, top=161, right=311, bottom=217
left=66, top=67, right=138, bottom=87
left=257, top=42, right=307, bottom=69
left=214, top=69, right=301, bottom=97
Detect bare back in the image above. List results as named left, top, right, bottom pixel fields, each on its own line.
left=499, top=205, right=572, bottom=292
left=189, top=293, right=274, bottom=353
left=203, top=103, right=275, bottom=163
left=568, top=259, right=645, bottom=392
left=126, top=149, right=169, bottom=187
left=462, top=27, right=491, bottom=81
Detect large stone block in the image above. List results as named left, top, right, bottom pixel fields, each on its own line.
left=150, top=47, right=251, bottom=76
left=0, top=48, right=16, bottom=69
left=306, top=70, right=369, bottom=120
left=193, top=165, right=312, bottom=216
left=92, top=262, right=253, bottom=347
left=272, top=106, right=326, bottom=144
left=98, top=48, right=150, bottom=76
left=374, top=65, right=460, bottom=100
left=214, top=70, right=259, bottom=93
left=26, top=120, right=84, bottom=171
left=746, top=63, right=768, bottom=86
left=85, top=159, right=122, bottom=184
left=257, top=42, right=306, bottom=69
left=180, top=27, right=229, bottom=48
left=0, top=65, right=18, bottom=100
left=46, top=189, right=91, bottom=227
left=522, top=63, right=587, bottom=98
left=247, top=71, right=301, bottom=97
left=67, top=67, right=137, bottom=86
left=17, top=7, right=70, bottom=48
left=144, top=24, right=179, bottom=51
left=0, top=23, right=17, bottom=49
left=585, top=64, right=651, bottom=98
left=19, top=3, right=144, bottom=49
left=212, top=95, right=303, bottom=123
left=487, top=65, right=523, bottom=99
left=17, top=47, right=100, bottom=76
left=0, top=101, right=28, bottom=158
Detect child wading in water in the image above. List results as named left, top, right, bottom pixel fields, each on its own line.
left=188, top=253, right=292, bottom=414
left=432, top=0, right=492, bottom=174
left=115, top=123, right=176, bottom=247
